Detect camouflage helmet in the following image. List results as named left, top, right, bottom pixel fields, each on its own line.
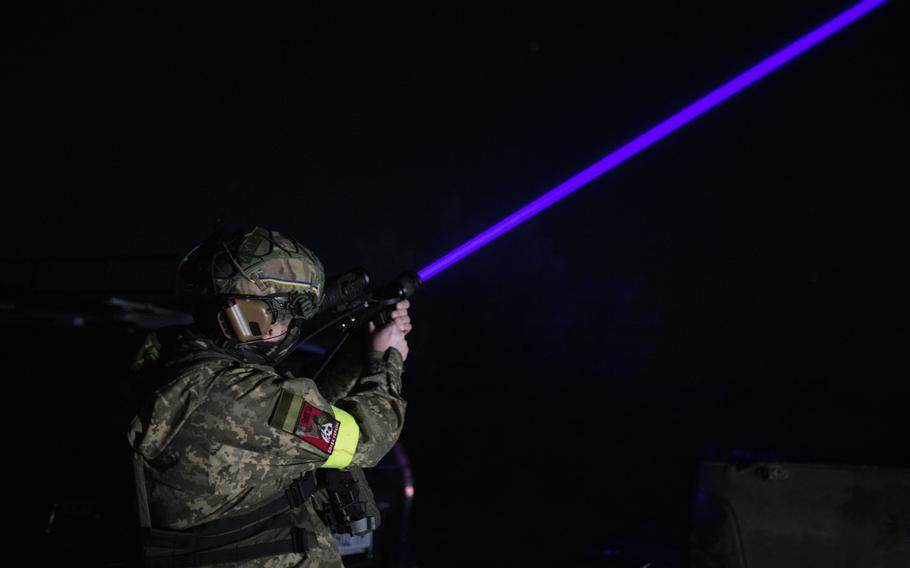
left=179, top=226, right=325, bottom=311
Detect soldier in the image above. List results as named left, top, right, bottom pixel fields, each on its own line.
left=127, top=226, right=411, bottom=567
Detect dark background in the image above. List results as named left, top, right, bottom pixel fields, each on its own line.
left=4, top=1, right=907, bottom=566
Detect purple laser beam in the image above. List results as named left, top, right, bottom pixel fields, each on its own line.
left=418, top=0, right=887, bottom=282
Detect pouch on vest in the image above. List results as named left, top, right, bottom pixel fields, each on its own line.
left=317, top=466, right=381, bottom=536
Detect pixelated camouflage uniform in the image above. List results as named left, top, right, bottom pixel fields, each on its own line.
left=128, top=326, right=405, bottom=567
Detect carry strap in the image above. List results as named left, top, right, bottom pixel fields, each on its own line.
left=144, top=532, right=308, bottom=568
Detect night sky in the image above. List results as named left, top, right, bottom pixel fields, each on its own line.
left=6, top=1, right=908, bottom=566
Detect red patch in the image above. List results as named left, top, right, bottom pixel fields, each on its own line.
left=294, top=402, right=340, bottom=454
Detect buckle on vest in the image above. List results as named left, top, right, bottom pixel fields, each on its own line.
left=286, top=473, right=317, bottom=508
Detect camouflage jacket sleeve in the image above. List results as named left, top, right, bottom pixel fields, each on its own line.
left=311, top=356, right=362, bottom=405
left=126, top=333, right=407, bottom=526
left=127, top=349, right=403, bottom=528
left=266, top=346, right=406, bottom=468
left=310, top=326, right=373, bottom=404
left=128, top=362, right=336, bottom=515
left=336, top=347, right=406, bottom=467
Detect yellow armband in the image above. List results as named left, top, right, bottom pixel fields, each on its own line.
left=270, top=391, right=360, bottom=468
left=320, top=406, right=360, bottom=469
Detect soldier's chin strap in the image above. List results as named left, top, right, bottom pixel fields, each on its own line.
left=230, top=320, right=303, bottom=366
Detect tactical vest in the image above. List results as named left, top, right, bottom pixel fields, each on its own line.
left=133, top=453, right=319, bottom=567
left=128, top=329, right=378, bottom=566
left=133, top=454, right=378, bottom=567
